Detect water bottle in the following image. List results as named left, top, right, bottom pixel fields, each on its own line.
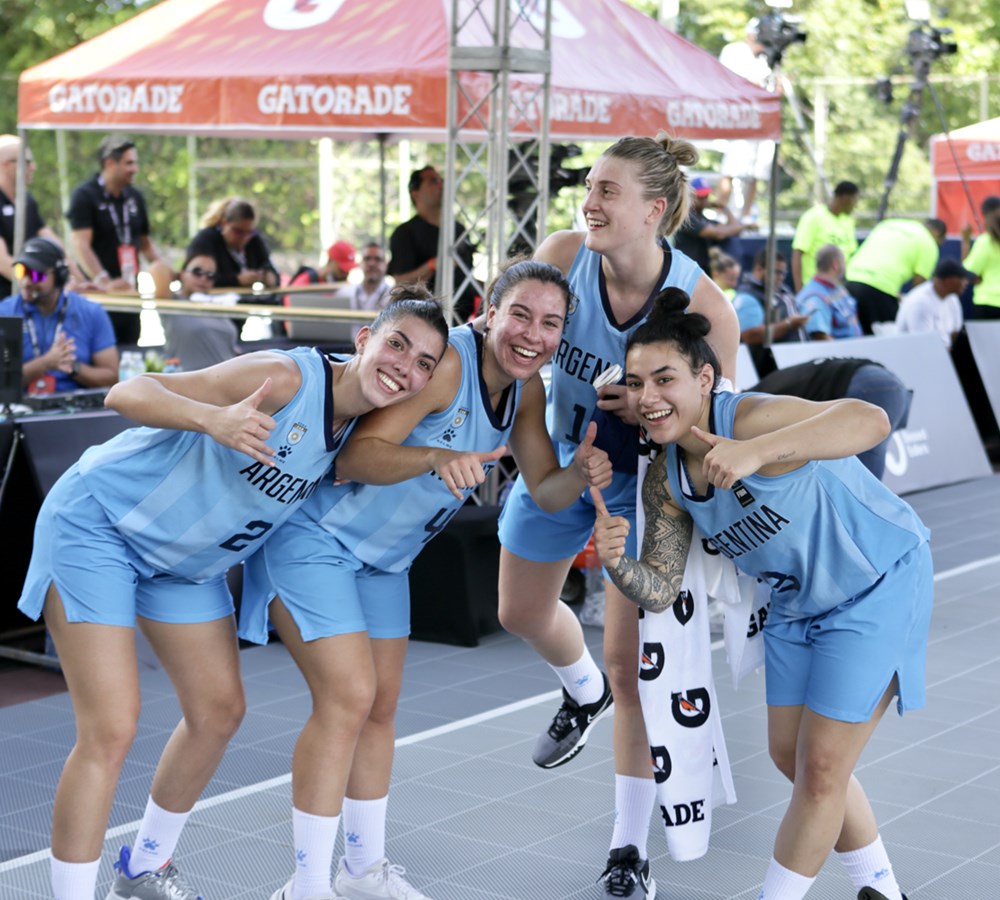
left=118, top=350, right=143, bottom=381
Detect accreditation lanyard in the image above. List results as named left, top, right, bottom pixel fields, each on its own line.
left=23, top=294, right=68, bottom=359
left=97, top=175, right=132, bottom=246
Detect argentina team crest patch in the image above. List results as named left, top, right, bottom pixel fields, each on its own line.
left=439, top=407, right=470, bottom=444
left=276, top=422, right=308, bottom=459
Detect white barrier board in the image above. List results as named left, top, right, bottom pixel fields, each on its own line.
left=771, top=333, right=991, bottom=495
left=734, top=343, right=760, bottom=391
left=965, top=321, right=1000, bottom=426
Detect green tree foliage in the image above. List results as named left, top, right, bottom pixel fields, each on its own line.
left=661, top=0, right=1000, bottom=224
left=4, top=0, right=999, bottom=266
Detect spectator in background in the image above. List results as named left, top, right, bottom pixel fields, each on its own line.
left=750, top=357, right=912, bottom=481
left=795, top=244, right=862, bottom=341
left=845, top=217, right=946, bottom=335
left=717, top=19, right=775, bottom=220
left=673, top=176, right=754, bottom=277
left=0, top=135, right=86, bottom=298
left=67, top=134, right=164, bottom=344
left=319, top=239, right=357, bottom=284
left=709, top=248, right=741, bottom=301
left=0, top=237, right=118, bottom=394
left=389, top=165, right=480, bottom=321
left=896, top=258, right=968, bottom=349
left=790, top=181, right=860, bottom=292
left=345, top=241, right=392, bottom=338
left=732, top=248, right=808, bottom=377
left=150, top=253, right=240, bottom=371
left=188, top=198, right=280, bottom=290
left=961, top=195, right=1000, bottom=320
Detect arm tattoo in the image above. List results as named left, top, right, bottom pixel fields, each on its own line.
left=607, top=454, right=693, bottom=613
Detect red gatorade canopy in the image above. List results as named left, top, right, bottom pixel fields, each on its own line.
left=931, top=117, right=1000, bottom=235
left=17, top=0, right=780, bottom=142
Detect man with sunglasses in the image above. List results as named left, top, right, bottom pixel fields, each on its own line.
left=67, top=134, right=164, bottom=344
left=0, top=134, right=86, bottom=299
left=154, top=252, right=241, bottom=372
left=0, top=237, right=119, bottom=394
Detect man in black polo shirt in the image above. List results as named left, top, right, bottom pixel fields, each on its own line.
left=67, top=134, right=164, bottom=343
left=388, top=165, right=479, bottom=321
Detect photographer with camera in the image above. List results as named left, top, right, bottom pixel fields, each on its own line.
left=716, top=18, right=775, bottom=221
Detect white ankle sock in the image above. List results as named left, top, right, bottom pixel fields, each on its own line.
left=550, top=651, right=604, bottom=706
left=291, top=807, right=339, bottom=900
left=51, top=856, right=101, bottom=900
left=609, top=774, right=656, bottom=859
left=758, top=857, right=816, bottom=899
left=130, top=796, right=190, bottom=873
left=837, top=836, right=903, bottom=900
left=342, top=795, right=388, bottom=876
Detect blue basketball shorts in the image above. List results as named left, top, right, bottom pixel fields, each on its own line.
left=764, top=542, right=934, bottom=722
left=18, top=464, right=233, bottom=627
left=238, top=512, right=411, bottom=645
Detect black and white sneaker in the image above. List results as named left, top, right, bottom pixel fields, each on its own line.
left=598, top=845, right=656, bottom=899
left=857, top=890, right=908, bottom=900
left=531, top=673, right=613, bottom=768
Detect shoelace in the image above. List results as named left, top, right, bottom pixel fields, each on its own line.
left=384, top=862, right=424, bottom=898
left=598, top=858, right=640, bottom=898
left=547, top=701, right=580, bottom=738
left=154, top=862, right=203, bottom=900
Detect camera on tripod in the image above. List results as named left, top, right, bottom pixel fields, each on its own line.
left=755, top=9, right=807, bottom=69
left=508, top=143, right=587, bottom=199
left=905, top=23, right=958, bottom=63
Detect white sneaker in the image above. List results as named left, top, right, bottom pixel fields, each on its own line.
left=334, top=858, right=431, bottom=900
left=268, top=876, right=346, bottom=900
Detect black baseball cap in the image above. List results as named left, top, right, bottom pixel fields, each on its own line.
left=15, top=236, right=65, bottom=272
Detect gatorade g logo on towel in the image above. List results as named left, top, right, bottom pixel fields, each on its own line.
left=524, top=1, right=585, bottom=39
left=650, top=745, right=672, bottom=784
left=671, top=688, right=711, bottom=729
left=639, top=643, right=665, bottom=682
left=264, top=0, right=345, bottom=30
left=672, top=589, right=694, bottom=626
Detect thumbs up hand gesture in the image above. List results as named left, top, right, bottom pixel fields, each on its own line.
left=573, top=421, right=613, bottom=489
left=212, top=378, right=280, bottom=465
left=691, top=425, right=762, bottom=489
left=590, top=486, right=629, bottom=570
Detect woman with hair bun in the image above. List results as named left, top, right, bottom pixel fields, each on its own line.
left=187, top=197, right=280, bottom=289
left=496, top=133, right=740, bottom=897
left=592, top=286, right=932, bottom=900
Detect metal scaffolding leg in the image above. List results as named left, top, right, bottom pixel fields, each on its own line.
left=441, top=0, right=553, bottom=322
left=443, top=1, right=554, bottom=506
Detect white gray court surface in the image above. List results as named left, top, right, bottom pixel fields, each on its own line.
left=1, top=475, right=998, bottom=899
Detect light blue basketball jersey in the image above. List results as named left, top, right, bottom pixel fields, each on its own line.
left=299, top=324, right=519, bottom=573
left=548, top=241, right=702, bottom=463
left=665, top=391, right=930, bottom=621
left=77, top=347, right=352, bottom=581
